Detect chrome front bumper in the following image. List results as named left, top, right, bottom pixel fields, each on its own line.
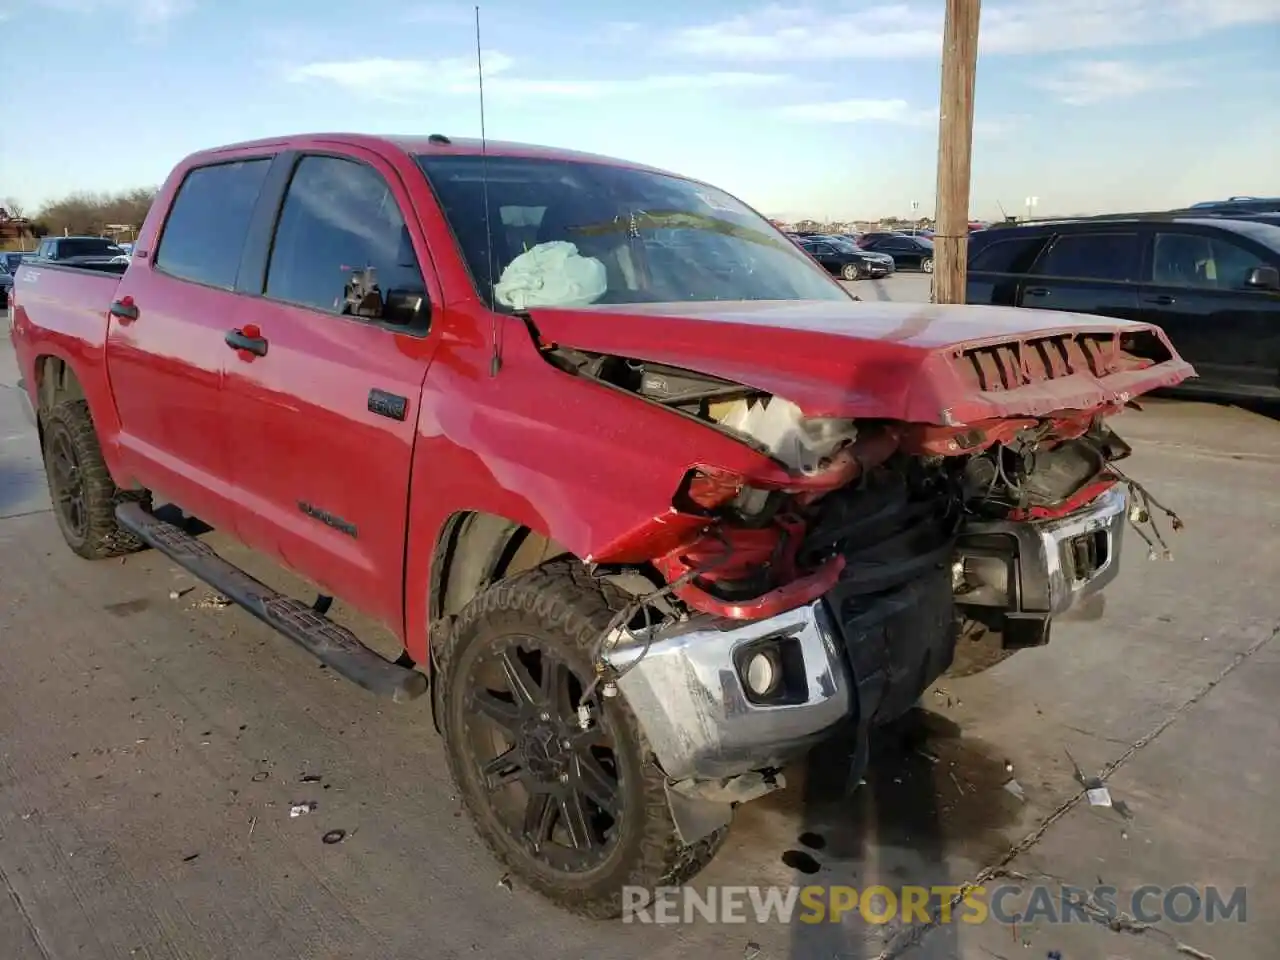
left=605, top=601, right=852, bottom=783
left=957, top=483, right=1128, bottom=620
left=604, top=485, right=1129, bottom=786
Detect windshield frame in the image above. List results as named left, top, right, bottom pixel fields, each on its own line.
left=415, top=153, right=855, bottom=311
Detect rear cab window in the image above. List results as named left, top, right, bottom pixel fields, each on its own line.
left=154, top=158, right=272, bottom=288
left=263, top=154, right=428, bottom=330
left=1030, top=231, right=1141, bottom=283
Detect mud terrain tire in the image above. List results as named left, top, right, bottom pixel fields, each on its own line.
left=436, top=559, right=728, bottom=918
left=42, top=399, right=150, bottom=560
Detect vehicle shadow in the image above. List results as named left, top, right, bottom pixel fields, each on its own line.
left=776, top=707, right=1021, bottom=958
left=0, top=458, right=51, bottom=519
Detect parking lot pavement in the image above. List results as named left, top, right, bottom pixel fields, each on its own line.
left=842, top=271, right=933, bottom=303
left=2, top=310, right=1278, bottom=959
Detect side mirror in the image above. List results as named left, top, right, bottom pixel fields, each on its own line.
left=1245, top=265, right=1280, bottom=291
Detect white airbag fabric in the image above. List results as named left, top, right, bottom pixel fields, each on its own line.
left=493, top=241, right=608, bottom=310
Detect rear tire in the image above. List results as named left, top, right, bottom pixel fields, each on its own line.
left=42, top=399, right=150, bottom=560
left=436, top=559, right=729, bottom=918
left=921, top=257, right=935, bottom=274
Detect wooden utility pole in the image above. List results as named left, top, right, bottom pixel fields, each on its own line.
left=931, top=0, right=981, bottom=304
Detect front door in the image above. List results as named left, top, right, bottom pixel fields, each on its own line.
left=1141, top=229, right=1280, bottom=397
left=221, top=150, right=436, bottom=632
left=107, top=156, right=274, bottom=529
left=1017, top=230, right=1143, bottom=322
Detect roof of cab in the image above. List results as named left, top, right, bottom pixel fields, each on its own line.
left=188, top=132, right=677, bottom=177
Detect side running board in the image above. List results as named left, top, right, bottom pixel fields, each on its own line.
left=115, top=503, right=427, bottom=703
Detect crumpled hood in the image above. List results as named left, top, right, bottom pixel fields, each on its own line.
left=527, top=299, right=1196, bottom=424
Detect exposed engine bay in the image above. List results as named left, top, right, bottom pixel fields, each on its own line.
left=544, top=345, right=1180, bottom=642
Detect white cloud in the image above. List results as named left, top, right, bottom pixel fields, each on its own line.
left=777, top=99, right=1017, bottom=138
left=665, top=0, right=1280, bottom=60
left=1033, top=60, right=1197, bottom=105
left=779, top=98, right=934, bottom=125
left=286, top=55, right=786, bottom=102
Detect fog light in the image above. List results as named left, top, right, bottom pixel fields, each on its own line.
left=745, top=650, right=781, bottom=696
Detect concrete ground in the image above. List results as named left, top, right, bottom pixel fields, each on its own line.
left=1, top=280, right=1276, bottom=959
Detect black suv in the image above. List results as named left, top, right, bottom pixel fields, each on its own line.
left=967, top=216, right=1280, bottom=401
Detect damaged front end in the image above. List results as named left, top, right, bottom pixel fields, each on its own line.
left=549, top=346, right=1180, bottom=845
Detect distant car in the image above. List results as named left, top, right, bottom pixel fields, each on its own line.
left=810, top=235, right=896, bottom=273
left=965, top=214, right=1280, bottom=401
left=30, top=236, right=128, bottom=268
left=797, top=237, right=887, bottom=280
left=0, top=261, right=11, bottom=309
left=3, top=252, right=26, bottom=273
left=858, top=234, right=936, bottom=273
left=1185, top=197, right=1280, bottom=214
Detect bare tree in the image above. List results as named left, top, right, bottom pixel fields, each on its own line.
left=1, top=196, right=25, bottom=220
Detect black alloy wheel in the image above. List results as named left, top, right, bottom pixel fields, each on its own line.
left=47, top=420, right=88, bottom=544
left=437, top=561, right=729, bottom=917
left=462, top=637, right=621, bottom=871
left=40, top=399, right=148, bottom=560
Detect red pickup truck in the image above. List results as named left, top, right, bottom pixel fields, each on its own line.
left=9, top=132, right=1192, bottom=918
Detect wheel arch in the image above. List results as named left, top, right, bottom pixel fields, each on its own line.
left=32, top=353, right=89, bottom=446
left=422, top=509, right=664, bottom=733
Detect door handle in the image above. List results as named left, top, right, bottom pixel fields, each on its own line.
left=1142, top=295, right=1176, bottom=305
left=1024, top=287, right=1050, bottom=297
left=109, top=297, right=139, bottom=322
left=225, top=324, right=268, bottom=357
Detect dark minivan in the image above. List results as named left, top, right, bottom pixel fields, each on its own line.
left=966, top=216, right=1280, bottom=401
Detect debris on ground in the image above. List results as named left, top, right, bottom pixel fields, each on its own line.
left=743, top=942, right=762, bottom=960
left=248, top=816, right=257, bottom=838
left=251, top=771, right=269, bottom=782
left=182, top=852, right=199, bottom=862
left=1004, top=760, right=1014, bottom=773
left=299, top=774, right=322, bottom=783
left=1064, top=748, right=1133, bottom=817
left=497, top=873, right=513, bottom=892
left=289, top=802, right=317, bottom=818
left=322, top=829, right=347, bottom=845
left=195, top=593, right=233, bottom=610
left=1003, top=778, right=1026, bottom=802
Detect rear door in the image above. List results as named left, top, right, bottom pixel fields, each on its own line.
left=1140, top=228, right=1280, bottom=397
left=1018, top=229, right=1143, bottom=321
left=107, top=156, right=275, bottom=528
left=965, top=232, right=1050, bottom=305
left=221, top=149, right=437, bottom=631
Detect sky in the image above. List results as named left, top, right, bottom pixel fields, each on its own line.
left=1, top=0, right=1277, bottom=220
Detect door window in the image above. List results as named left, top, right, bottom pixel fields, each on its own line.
left=154, top=159, right=272, bottom=288
left=969, top=236, right=1047, bottom=273
left=1031, top=232, right=1140, bottom=283
left=1151, top=232, right=1268, bottom=290
left=811, top=242, right=836, bottom=255
left=265, top=155, right=427, bottom=328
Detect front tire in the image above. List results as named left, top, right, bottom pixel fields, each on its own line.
left=42, top=399, right=150, bottom=560
left=840, top=263, right=861, bottom=281
left=436, top=560, right=728, bottom=918
left=921, top=257, right=935, bottom=274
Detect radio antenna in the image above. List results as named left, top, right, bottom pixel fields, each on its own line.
left=476, top=4, right=501, bottom=376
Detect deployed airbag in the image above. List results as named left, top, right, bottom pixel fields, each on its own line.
left=493, top=241, right=608, bottom=310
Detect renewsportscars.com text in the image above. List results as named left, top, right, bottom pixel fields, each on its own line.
left=622, top=884, right=1248, bottom=926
